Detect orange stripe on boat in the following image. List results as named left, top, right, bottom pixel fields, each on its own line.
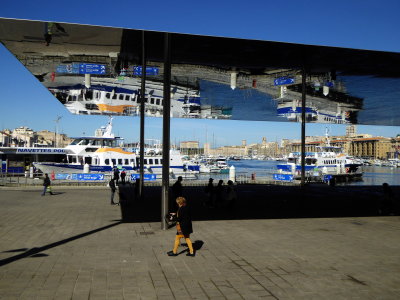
left=97, top=104, right=135, bottom=113
left=95, top=148, right=135, bottom=154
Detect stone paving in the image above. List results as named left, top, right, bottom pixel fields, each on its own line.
left=1, top=187, right=400, bottom=299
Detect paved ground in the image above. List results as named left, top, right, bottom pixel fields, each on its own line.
left=1, top=186, right=400, bottom=299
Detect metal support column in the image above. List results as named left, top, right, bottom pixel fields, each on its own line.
left=139, top=31, right=146, bottom=199
left=301, top=68, right=306, bottom=186
left=161, top=33, right=171, bottom=230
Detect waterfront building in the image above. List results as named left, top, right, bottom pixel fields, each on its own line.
left=346, top=125, right=357, bottom=137
left=11, top=126, right=35, bottom=147
left=349, top=137, right=392, bottom=159
left=0, top=129, right=12, bottom=146
left=179, top=141, right=202, bottom=156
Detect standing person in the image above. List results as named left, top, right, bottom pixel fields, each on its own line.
left=41, top=173, right=54, bottom=196
left=120, top=170, right=126, bottom=184
left=167, top=197, right=195, bottom=257
left=225, top=180, right=237, bottom=209
left=113, top=167, right=120, bottom=184
left=215, top=180, right=224, bottom=207
left=204, top=178, right=214, bottom=207
left=109, top=178, right=117, bottom=205
left=171, top=176, right=183, bottom=212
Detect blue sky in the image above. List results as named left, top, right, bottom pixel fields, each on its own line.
left=1, top=0, right=400, bottom=146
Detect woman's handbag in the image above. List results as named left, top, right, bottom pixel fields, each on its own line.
left=165, top=213, right=177, bottom=227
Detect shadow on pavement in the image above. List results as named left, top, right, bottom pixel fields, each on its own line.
left=118, top=184, right=400, bottom=223
left=0, top=221, right=122, bottom=267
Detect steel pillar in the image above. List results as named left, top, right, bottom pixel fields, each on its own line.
left=301, top=68, right=306, bottom=186
left=161, top=33, right=171, bottom=230
left=139, top=31, right=146, bottom=199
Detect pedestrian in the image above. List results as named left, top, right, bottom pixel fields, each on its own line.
left=109, top=178, right=117, bottom=205
left=171, top=176, right=183, bottom=211
left=134, top=178, right=140, bottom=200
left=379, top=182, right=395, bottom=215
left=41, top=173, right=54, bottom=196
left=167, top=197, right=195, bottom=257
left=120, top=170, right=126, bottom=184
left=225, top=180, right=237, bottom=209
left=215, top=179, right=224, bottom=207
left=113, top=167, right=120, bottom=184
left=204, top=178, right=214, bottom=207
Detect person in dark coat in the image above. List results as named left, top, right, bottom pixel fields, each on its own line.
left=109, top=178, right=117, bottom=205
left=204, top=178, right=214, bottom=207
left=113, top=167, right=120, bottom=184
left=215, top=179, right=224, bottom=207
left=41, top=173, right=54, bottom=196
left=167, top=197, right=195, bottom=257
left=120, top=170, right=126, bottom=184
left=171, top=176, right=183, bottom=211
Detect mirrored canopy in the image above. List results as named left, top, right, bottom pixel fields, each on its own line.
left=1, top=18, right=400, bottom=125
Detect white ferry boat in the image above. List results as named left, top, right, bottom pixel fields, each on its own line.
left=275, top=131, right=362, bottom=179
left=33, top=118, right=199, bottom=177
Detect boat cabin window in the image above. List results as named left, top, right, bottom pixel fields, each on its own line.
left=124, top=159, right=129, bottom=165
left=84, top=157, right=92, bottom=164
left=105, top=159, right=110, bottom=165
left=149, top=159, right=153, bottom=165
left=145, top=97, right=148, bottom=103
left=144, top=159, right=148, bottom=164
left=118, top=159, right=123, bottom=165
left=130, top=159, right=135, bottom=164
left=154, top=159, right=159, bottom=164
left=68, top=156, right=77, bottom=163
left=111, top=159, right=116, bottom=165
left=160, top=159, right=163, bottom=164
left=125, top=95, right=130, bottom=101
left=106, top=93, right=110, bottom=99
left=112, top=93, right=117, bottom=100
left=150, top=98, right=155, bottom=104
left=156, top=99, right=160, bottom=105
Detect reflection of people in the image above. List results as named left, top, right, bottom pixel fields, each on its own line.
left=44, top=22, right=67, bottom=46
left=41, top=173, right=54, bottom=196
left=167, top=197, right=195, bottom=257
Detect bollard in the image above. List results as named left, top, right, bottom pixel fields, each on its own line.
left=229, top=165, right=236, bottom=182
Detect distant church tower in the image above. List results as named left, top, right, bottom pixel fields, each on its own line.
left=346, top=125, right=357, bottom=137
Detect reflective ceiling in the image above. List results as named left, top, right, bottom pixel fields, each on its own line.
left=1, top=18, right=400, bottom=125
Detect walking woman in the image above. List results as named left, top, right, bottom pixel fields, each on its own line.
left=167, top=197, right=195, bottom=257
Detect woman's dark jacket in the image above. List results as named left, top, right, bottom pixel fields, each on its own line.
left=177, top=205, right=193, bottom=236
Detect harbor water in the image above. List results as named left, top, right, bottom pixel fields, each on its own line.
left=212, top=159, right=400, bottom=186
